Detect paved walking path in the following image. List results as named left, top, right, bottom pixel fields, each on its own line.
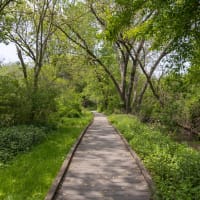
left=55, top=113, right=150, bottom=200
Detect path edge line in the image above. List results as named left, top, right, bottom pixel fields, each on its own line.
left=111, top=124, right=155, bottom=199
left=44, top=116, right=94, bottom=200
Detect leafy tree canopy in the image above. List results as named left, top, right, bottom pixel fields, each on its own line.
left=105, top=0, right=200, bottom=66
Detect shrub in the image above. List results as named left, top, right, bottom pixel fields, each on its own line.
left=0, top=125, right=47, bottom=163
left=0, top=75, right=58, bottom=126
left=0, top=76, right=30, bottom=126
left=28, top=85, right=58, bottom=125
left=56, top=91, right=82, bottom=119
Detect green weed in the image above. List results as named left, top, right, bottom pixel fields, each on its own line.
left=109, top=115, right=200, bottom=200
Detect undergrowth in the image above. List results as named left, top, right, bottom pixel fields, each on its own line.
left=0, top=126, right=48, bottom=163
left=109, top=114, right=200, bottom=200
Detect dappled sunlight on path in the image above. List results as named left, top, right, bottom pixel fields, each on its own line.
left=55, top=113, right=150, bottom=200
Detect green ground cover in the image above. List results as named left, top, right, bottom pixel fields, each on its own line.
left=0, top=113, right=92, bottom=200
left=109, top=114, right=200, bottom=200
left=0, top=126, right=49, bottom=163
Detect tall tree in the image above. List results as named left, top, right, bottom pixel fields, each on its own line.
left=6, top=0, right=57, bottom=89
left=55, top=0, right=173, bottom=113
left=2, top=0, right=58, bottom=121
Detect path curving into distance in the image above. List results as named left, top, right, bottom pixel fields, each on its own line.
left=51, top=112, right=151, bottom=200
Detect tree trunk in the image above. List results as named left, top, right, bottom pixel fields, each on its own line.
left=16, top=46, right=28, bottom=83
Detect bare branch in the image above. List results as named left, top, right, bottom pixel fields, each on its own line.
left=89, top=3, right=105, bottom=27
left=136, top=40, right=174, bottom=107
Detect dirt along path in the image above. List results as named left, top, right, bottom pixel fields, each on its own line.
left=54, top=112, right=151, bottom=200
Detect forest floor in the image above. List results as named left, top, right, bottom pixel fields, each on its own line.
left=53, top=112, right=150, bottom=200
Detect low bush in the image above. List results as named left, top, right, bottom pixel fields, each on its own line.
left=109, top=115, right=200, bottom=200
left=0, top=126, right=47, bottom=163
left=0, top=76, right=29, bottom=126
left=56, top=91, right=82, bottom=118
left=0, top=75, right=58, bottom=126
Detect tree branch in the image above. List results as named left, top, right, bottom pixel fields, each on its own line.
left=16, top=45, right=28, bottom=81
left=136, top=40, right=173, bottom=107
left=89, top=2, right=105, bottom=27
left=56, top=23, right=123, bottom=101
left=0, top=0, right=14, bottom=13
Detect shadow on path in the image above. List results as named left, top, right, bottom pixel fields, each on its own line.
left=55, top=113, right=150, bottom=200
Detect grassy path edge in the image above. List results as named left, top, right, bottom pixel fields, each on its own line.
left=45, top=117, right=94, bottom=200
left=0, top=113, right=93, bottom=200
left=111, top=122, right=155, bottom=196
left=109, top=114, right=200, bottom=200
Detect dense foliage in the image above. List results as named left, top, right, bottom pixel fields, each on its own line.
left=137, top=71, right=200, bottom=136
left=97, top=0, right=200, bottom=136
left=0, top=74, right=58, bottom=126
left=109, top=115, right=200, bottom=200
left=106, top=0, right=200, bottom=66
left=0, top=125, right=47, bottom=163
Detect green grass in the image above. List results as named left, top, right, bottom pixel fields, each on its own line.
left=109, top=114, right=200, bottom=200
left=0, top=113, right=92, bottom=200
